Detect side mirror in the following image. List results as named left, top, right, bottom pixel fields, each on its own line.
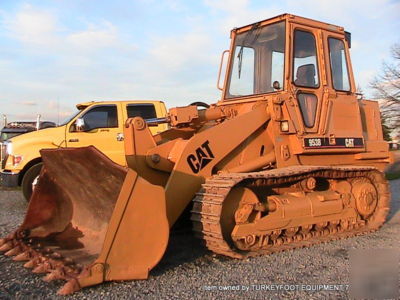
left=75, top=118, right=85, bottom=132
left=217, top=50, right=230, bottom=91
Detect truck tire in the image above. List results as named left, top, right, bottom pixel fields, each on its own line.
left=22, top=163, right=43, bottom=201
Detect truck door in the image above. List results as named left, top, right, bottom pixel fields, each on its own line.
left=66, top=104, right=126, bottom=166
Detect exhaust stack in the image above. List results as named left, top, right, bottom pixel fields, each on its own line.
left=36, top=114, right=41, bottom=130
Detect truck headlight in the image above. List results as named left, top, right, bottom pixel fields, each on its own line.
left=6, top=141, right=12, bottom=155
left=12, top=155, right=23, bottom=166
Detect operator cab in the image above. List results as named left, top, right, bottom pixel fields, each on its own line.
left=223, top=14, right=353, bottom=102
left=221, top=14, right=360, bottom=145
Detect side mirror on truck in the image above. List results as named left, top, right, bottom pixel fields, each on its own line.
left=75, top=118, right=85, bottom=132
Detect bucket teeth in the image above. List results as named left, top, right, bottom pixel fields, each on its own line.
left=24, top=258, right=39, bottom=269
left=5, top=246, right=21, bottom=256
left=64, top=265, right=77, bottom=274
left=43, top=269, right=65, bottom=282
left=32, top=262, right=51, bottom=274
left=13, top=251, right=31, bottom=261
left=57, top=279, right=81, bottom=295
left=0, top=241, right=13, bottom=252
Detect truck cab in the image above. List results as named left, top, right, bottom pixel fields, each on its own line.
left=1, top=100, right=168, bottom=200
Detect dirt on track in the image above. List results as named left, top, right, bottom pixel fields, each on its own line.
left=0, top=179, right=399, bottom=299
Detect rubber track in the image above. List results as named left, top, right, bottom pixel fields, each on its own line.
left=191, top=165, right=390, bottom=259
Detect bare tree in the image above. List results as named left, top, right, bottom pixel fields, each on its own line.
left=356, top=84, right=365, bottom=99
left=370, top=43, right=400, bottom=140
left=371, top=44, right=400, bottom=140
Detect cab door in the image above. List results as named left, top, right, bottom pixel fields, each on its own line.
left=66, top=104, right=126, bottom=166
left=290, top=24, right=325, bottom=134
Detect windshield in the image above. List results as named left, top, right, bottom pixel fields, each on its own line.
left=0, top=132, right=21, bottom=142
left=226, top=21, right=285, bottom=99
left=59, top=109, right=82, bottom=126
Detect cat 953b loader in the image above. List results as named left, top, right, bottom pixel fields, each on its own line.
left=0, top=14, right=392, bottom=294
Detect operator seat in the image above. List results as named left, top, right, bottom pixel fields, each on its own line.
left=295, top=64, right=316, bottom=87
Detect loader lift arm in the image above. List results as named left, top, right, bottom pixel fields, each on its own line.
left=125, top=103, right=272, bottom=226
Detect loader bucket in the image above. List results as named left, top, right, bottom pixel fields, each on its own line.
left=0, top=146, right=169, bottom=294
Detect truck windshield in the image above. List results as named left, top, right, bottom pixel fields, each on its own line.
left=59, top=109, right=82, bottom=126
left=226, top=21, right=285, bottom=99
left=1, top=132, right=17, bottom=142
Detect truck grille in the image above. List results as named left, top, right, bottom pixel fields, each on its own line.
left=0, top=143, right=8, bottom=169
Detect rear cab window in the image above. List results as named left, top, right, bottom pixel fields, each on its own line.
left=127, top=104, right=157, bottom=120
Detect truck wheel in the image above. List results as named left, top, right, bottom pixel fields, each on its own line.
left=22, top=163, right=43, bottom=201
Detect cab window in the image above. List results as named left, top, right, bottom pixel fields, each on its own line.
left=271, top=51, right=284, bottom=88
left=297, top=93, right=318, bottom=127
left=127, top=104, right=157, bottom=119
left=226, top=21, right=285, bottom=99
left=293, top=30, right=319, bottom=88
left=81, top=105, right=118, bottom=131
left=328, top=38, right=350, bottom=91
left=229, top=47, right=255, bottom=96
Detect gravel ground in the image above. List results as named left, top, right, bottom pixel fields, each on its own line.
left=0, top=179, right=399, bottom=300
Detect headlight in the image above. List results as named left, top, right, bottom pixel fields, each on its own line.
left=280, top=120, right=289, bottom=132
left=6, top=141, right=12, bottom=155
left=13, top=155, right=23, bottom=166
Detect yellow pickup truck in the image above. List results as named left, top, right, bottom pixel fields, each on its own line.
left=0, top=100, right=168, bottom=200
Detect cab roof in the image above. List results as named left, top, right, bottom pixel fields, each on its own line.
left=233, top=13, right=345, bottom=35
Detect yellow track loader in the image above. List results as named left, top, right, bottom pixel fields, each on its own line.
left=0, top=14, right=392, bottom=294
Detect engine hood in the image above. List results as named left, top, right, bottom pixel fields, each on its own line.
left=7, top=125, right=66, bottom=150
